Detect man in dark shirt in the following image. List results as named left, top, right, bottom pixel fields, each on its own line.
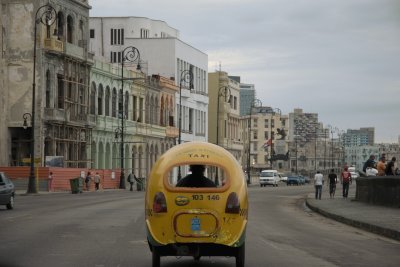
left=176, top=165, right=216, bottom=188
left=363, top=155, right=376, bottom=173
left=328, top=169, right=338, bottom=199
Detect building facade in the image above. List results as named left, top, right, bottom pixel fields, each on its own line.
left=342, top=127, right=375, bottom=147
left=208, top=71, right=244, bottom=165
left=88, top=16, right=209, bottom=144
left=1, top=0, right=93, bottom=167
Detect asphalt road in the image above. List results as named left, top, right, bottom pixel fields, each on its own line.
left=1, top=184, right=399, bottom=267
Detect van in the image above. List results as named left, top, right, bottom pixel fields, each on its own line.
left=259, top=170, right=280, bottom=187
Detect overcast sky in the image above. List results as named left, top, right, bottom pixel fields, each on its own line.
left=90, top=0, right=400, bottom=143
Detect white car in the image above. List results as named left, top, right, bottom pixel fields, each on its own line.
left=279, top=173, right=288, bottom=182
left=259, top=170, right=280, bottom=187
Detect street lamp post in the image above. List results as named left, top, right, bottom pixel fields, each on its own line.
left=246, top=98, right=262, bottom=185
left=215, top=86, right=231, bottom=186
left=119, top=46, right=141, bottom=189
left=327, top=125, right=337, bottom=170
left=177, top=68, right=193, bottom=181
left=25, top=4, right=57, bottom=194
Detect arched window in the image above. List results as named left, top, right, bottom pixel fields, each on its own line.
left=57, top=12, right=64, bottom=39
left=160, top=96, right=165, bottom=126
left=118, top=89, right=123, bottom=118
left=105, top=86, right=110, bottom=116
left=90, top=82, right=96, bottom=115
left=98, top=84, right=104, bottom=115
left=67, top=15, right=74, bottom=44
left=124, top=91, right=129, bottom=119
left=79, top=79, right=85, bottom=114
left=112, top=88, right=117, bottom=117
left=45, top=70, right=51, bottom=108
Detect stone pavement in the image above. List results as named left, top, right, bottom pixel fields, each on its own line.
left=306, top=185, right=400, bottom=241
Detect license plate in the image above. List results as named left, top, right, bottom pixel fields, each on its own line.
left=191, top=217, right=201, bottom=231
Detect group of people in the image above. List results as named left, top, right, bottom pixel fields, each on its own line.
left=313, top=167, right=352, bottom=200
left=363, top=154, right=398, bottom=177
left=85, top=172, right=101, bottom=191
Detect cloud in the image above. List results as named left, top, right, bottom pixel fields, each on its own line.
left=90, top=0, right=400, bottom=143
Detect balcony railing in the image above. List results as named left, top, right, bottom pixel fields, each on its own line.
left=44, top=38, right=64, bottom=53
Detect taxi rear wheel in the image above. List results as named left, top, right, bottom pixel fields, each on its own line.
left=236, top=243, right=245, bottom=267
left=152, top=247, right=160, bottom=267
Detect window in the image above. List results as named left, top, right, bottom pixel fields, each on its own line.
left=105, top=87, right=110, bottom=116
left=110, top=51, right=122, bottom=63
left=67, top=15, right=73, bottom=43
left=264, top=119, right=269, bottom=128
left=90, top=29, right=95, bottom=38
left=57, top=75, right=64, bottom=109
left=45, top=70, right=51, bottom=108
left=110, top=28, right=124, bottom=45
left=140, top=28, right=149, bottom=38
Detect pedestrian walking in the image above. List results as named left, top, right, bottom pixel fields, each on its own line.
left=48, top=171, right=54, bottom=192
left=127, top=173, right=134, bottom=191
left=340, top=167, right=351, bottom=198
left=85, top=171, right=92, bottom=191
left=328, top=169, right=337, bottom=199
left=94, top=172, right=101, bottom=191
left=376, top=156, right=386, bottom=176
left=314, top=171, right=324, bottom=200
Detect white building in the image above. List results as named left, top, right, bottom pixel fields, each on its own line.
left=89, top=16, right=208, bottom=143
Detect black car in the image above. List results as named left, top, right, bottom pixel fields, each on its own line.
left=0, top=172, right=15, bottom=209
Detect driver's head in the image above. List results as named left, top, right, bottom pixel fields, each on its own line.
left=189, top=165, right=205, bottom=174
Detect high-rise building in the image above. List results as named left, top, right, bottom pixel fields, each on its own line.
left=343, top=127, right=375, bottom=147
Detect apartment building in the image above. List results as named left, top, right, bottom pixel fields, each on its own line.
left=89, top=16, right=208, bottom=144
left=1, top=0, right=93, bottom=167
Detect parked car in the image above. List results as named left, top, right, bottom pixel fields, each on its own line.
left=259, top=170, right=280, bottom=187
left=287, top=175, right=301, bottom=186
left=279, top=173, right=288, bottom=182
left=302, top=176, right=311, bottom=184
left=0, top=172, right=15, bottom=210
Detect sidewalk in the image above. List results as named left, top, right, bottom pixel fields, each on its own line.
left=306, top=187, right=400, bottom=241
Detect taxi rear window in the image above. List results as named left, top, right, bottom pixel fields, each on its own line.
left=167, top=164, right=228, bottom=188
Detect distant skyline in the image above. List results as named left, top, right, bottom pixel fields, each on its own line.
left=90, top=0, right=400, bottom=143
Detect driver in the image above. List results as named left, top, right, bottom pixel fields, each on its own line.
left=176, top=165, right=216, bottom=188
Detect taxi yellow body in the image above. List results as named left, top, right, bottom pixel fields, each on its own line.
left=145, top=142, right=248, bottom=267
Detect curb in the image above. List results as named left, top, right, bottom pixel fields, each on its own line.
left=305, top=197, right=400, bottom=241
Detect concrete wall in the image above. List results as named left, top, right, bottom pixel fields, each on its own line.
left=356, top=176, right=400, bottom=208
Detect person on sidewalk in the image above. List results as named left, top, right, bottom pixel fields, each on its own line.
left=314, top=171, right=324, bottom=200
left=48, top=172, right=54, bottom=192
left=340, top=167, right=351, bottom=198
left=328, top=169, right=337, bottom=199
left=94, top=172, right=101, bottom=191
left=127, top=173, right=135, bottom=191
left=85, top=172, right=92, bottom=191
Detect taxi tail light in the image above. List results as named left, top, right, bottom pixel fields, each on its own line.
left=225, top=192, right=240, bottom=214
left=153, top=192, right=167, bottom=213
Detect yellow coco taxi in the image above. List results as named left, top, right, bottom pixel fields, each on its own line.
left=145, top=141, right=248, bottom=267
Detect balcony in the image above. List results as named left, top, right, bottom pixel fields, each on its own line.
left=166, top=126, right=179, bottom=138
left=44, top=38, right=63, bottom=53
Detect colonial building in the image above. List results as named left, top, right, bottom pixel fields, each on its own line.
left=1, top=0, right=93, bottom=167
left=89, top=60, right=178, bottom=178
left=208, top=71, right=244, bottom=164
left=88, top=16, right=208, bottom=145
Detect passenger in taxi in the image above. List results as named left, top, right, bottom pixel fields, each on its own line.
left=176, top=165, right=216, bottom=188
